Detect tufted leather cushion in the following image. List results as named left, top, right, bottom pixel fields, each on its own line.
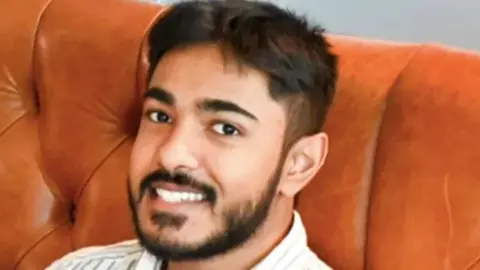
left=1, top=0, right=166, bottom=269
left=298, top=38, right=480, bottom=269
left=2, top=0, right=480, bottom=269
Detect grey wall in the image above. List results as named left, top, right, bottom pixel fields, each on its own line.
left=151, top=0, right=480, bottom=51
left=270, top=0, right=480, bottom=51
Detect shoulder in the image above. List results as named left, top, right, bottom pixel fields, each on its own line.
left=46, top=239, right=144, bottom=270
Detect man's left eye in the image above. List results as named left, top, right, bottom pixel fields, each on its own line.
left=212, top=123, right=239, bottom=136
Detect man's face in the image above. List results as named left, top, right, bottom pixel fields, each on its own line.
left=128, top=44, right=287, bottom=260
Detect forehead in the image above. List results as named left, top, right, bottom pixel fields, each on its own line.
left=148, top=44, right=286, bottom=122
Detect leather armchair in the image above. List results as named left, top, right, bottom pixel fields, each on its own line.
left=1, top=0, right=480, bottom=269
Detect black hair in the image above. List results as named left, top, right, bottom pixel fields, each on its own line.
left=148, top=0, right=337, bottom=143
left=147, top=0, right=338, bottom=207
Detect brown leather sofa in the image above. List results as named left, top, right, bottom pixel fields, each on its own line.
left=2, top=0, right=480, bottom=269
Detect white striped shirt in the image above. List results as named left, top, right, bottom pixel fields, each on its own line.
left=46, top=211, right=331, bottom=270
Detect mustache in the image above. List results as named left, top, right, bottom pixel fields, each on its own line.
left=139, top=169, right=217, bottom=204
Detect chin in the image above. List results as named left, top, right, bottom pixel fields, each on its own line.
left=143, top=219, right=210, bottom=246
left=136, top=220, right=228, bottom=261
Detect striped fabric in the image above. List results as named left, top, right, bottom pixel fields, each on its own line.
left=46, top=211, right=331, bottom=270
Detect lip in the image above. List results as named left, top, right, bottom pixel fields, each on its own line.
left=145, top=187, right=209, bottom=213
left=151, top=181, right=205, bottom=194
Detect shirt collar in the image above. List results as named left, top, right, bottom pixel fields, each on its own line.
left=252, top=211, right=307, bottom=270
left=136, top=211, right=310, bottom=270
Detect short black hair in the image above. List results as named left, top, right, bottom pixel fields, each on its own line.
left=148, top=0, right=337, bottom=148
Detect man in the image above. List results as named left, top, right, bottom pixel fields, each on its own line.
left=47, top=0, right=337, bottom=269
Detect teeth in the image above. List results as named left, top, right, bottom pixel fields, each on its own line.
left=155, top=188, right=205, bottom=203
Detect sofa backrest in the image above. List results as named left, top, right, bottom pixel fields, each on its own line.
left=1, top=0, right=480, bottom=269
left=298, top=36, right=480, bottom=269
left=1, top=0, right=163, bottom=269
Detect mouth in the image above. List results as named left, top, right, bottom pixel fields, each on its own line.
left=155, top=187, right=206, bottom=203
left=147, top=182, right=209, bottom=206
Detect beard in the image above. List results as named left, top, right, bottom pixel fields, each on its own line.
left=127, top=165, right=282, bottom=262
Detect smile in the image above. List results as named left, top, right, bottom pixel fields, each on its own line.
left=155, top=188, right=206, bottom=203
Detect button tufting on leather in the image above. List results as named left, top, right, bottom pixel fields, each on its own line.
left=68, top=202, right=76, bottom=224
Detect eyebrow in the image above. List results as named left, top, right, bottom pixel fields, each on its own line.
left=144, top=87, right=258, bottom=121
left=144, top=87, right=175, bottom=106
left=199, top=99, right=258, bottom=121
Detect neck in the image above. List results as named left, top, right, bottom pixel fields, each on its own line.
left=167, top=201, right=294, bottom=270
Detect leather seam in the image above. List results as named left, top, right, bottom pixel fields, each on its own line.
left=13, top=223, right=72, bottom=270
left=73, top=135, right=130, bottom=203
left=0, top=111, right=27, bottom=138
left=30, top=0, right=55, bottom=114
left=466, top=254, right=480, bottom=270
left=362, top=43, right=427, bottom=270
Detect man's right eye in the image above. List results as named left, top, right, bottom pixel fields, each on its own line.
left=146, top=111, right=172, bottom=123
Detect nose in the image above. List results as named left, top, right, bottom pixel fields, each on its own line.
left=155, top=123, right=199, bottom=173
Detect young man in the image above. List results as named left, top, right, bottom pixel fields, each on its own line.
left=47, top=0, right=337, bottom=269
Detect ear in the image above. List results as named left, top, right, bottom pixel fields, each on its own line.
left=279, top=132, right=328, bottom=198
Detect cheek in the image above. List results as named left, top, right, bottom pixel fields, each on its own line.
left=129, top=131, right=158, bottom=190
left=208, top=140, right=283, bottom=201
